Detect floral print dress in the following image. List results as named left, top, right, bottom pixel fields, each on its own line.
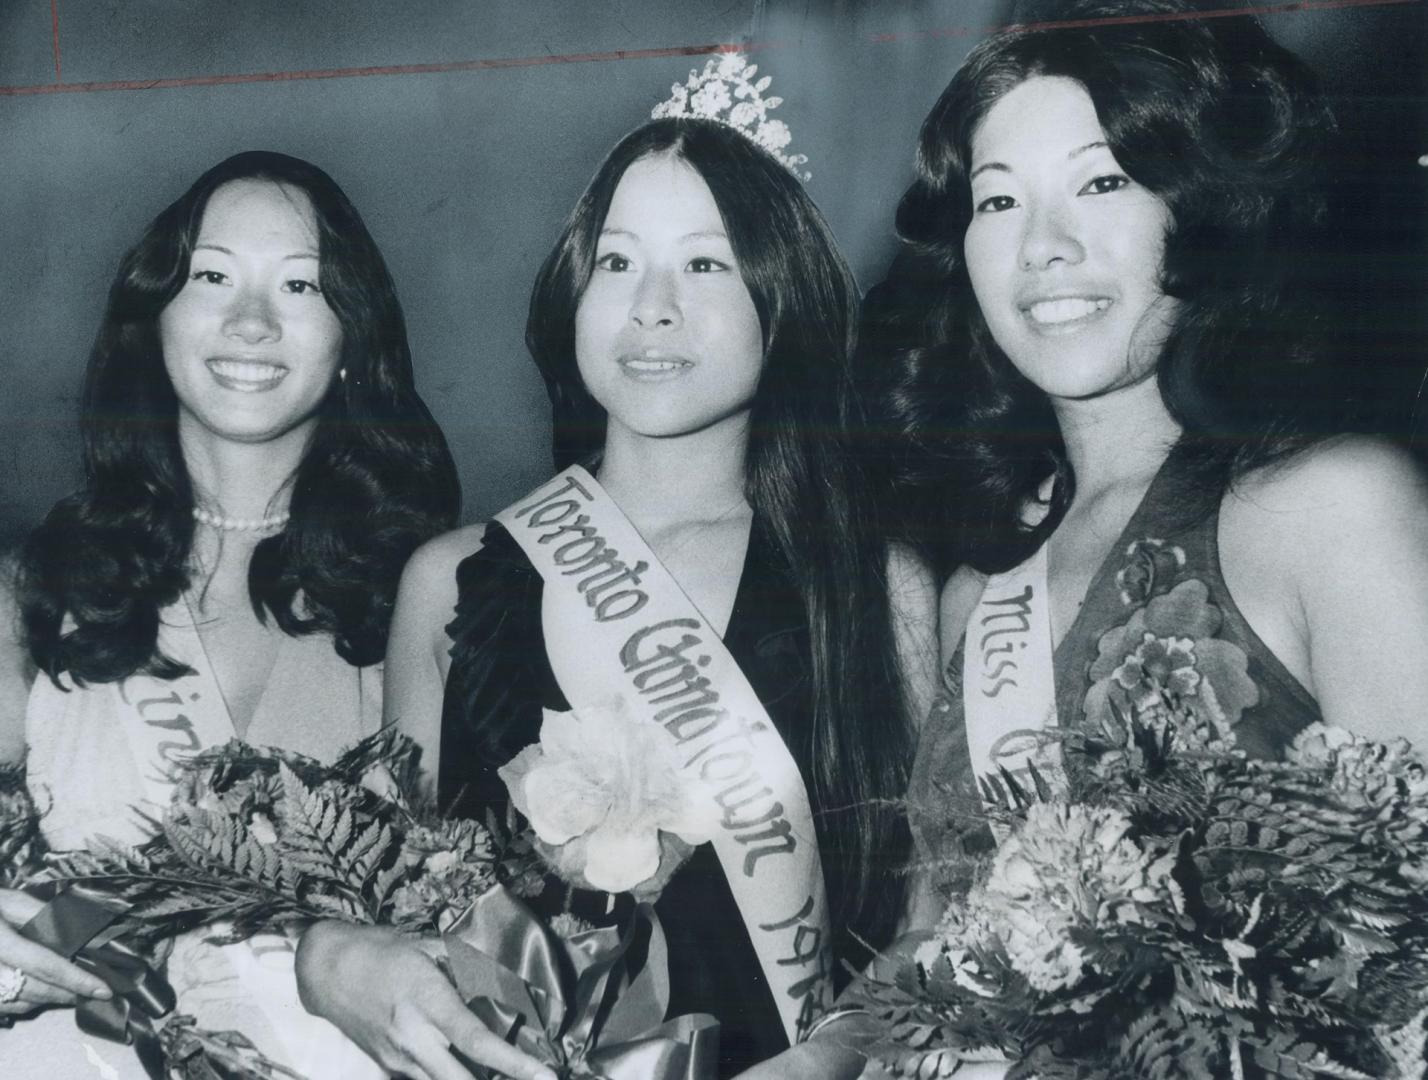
left=910, top=445, right=1322, bottom=862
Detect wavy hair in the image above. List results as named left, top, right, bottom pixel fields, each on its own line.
left=20, top=150, right=460, bottom=682
left=527, top=117, right=913, bottom=954
left=862, top=0, right=1340, bottom=573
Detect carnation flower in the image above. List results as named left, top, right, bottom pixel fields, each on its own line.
left=973, top=803, right=1172, bottom=992
left=499, top=699, right=712, bottom=894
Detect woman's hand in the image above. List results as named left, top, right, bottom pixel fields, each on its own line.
left=0, top=888, right=113, bottom=1018
left=295, top=919, right=556, bottom=1080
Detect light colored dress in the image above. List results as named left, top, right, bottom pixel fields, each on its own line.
left=6, top=597, right=384, bottom=1079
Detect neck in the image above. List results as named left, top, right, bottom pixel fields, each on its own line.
left=1052, top=377, right=1182, bottom=501
left=595, top=414, right=751, bottom=534
left=180, top=416, right=310, bottom=522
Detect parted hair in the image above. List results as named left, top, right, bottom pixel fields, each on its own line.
left=527, top=117, right=914, bottom=955
left=20, top=150, right=460, bottom=683
left=862, top=0, right=1340, bottom=574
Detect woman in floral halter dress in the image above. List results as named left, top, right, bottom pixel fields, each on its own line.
left=857, top=0, right=1428, bottom=1028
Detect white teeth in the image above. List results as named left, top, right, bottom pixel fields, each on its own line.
left=210, top=359, right=285, bottom=384
left=624, top=359, right=686, bottom=372
left=1028, top=297, right=1110, bottom=324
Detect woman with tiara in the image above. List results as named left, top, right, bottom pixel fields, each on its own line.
left=0, top=150, right=459, bottom=1077
left=296, top=56, right=938, bottom=1080
left=857, top=1, right=1428, bottom=1075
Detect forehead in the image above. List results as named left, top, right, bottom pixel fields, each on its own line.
left=971, top=75, right=1104, bottom=166
left=603, top=154, right=726, bottom=233
left=197, top=179, right=320, bottom=246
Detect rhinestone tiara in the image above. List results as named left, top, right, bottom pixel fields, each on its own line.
left=651, top=52, right=810, bottom=180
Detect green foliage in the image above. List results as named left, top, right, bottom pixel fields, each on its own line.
left=869, top=715, right=1428, bottom=1079
left=41, top=729, right=499, bottom=943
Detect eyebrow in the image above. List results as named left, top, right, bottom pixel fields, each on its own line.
left=597, top=227, right=730, bottom=243
left=192, top=242, right=319, bottom=260
left=969, top=140, right=1110, bottom=181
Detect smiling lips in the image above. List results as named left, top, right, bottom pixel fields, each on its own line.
left=207, top=357, right=288, bottom=392
left=1024, top=295, right=1113, bottom=329
left=617, top=352, right=693, bottom=380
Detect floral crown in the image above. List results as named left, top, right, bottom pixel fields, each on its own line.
left=651, top=52, right=810, bottom=180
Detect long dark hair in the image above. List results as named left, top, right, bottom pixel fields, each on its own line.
left=527, top=117, right=913, bottom=952
left=863, top=0, right=1341, bottom=574
left=20, top=150, right=460, bottom=682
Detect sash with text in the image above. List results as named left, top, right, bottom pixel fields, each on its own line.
left=496, top=466, right=833, bottom=1042
left=961, top=544, right=1064, bottom=837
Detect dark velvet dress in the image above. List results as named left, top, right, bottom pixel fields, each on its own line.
left=436, top=518, right=827, bottom=1076
left=910, top=444, right=1324, bottom=862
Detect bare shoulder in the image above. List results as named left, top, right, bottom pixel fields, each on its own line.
left=388, top=523, right=488, bottom=677
left=384, top=523, right=489, bottom=744
left=399, top=523, right=489, bottom=603
left=1222, top=437, right=1428, bottom=741
left=1230, top=435, right=1428, bottom=522
left=1226, top=435, right=1428, bottom=567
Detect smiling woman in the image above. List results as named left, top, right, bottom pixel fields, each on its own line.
left=160, top=179, right=345, bottom=448
left=860, top=6, right=1428, bottom=1072
left=0, top=150, right=458, bottom=1077
left=961, top=76, right=1178, bottom=404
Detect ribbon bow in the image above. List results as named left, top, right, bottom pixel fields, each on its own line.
left=20, top=882, right=177, bottom=1079
left=443, top=886, right=719, bottom=1080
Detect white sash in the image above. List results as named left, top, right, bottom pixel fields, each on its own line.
left=961, top=545, right=1064, bottom=834
left=496, top=467, right=833, bottom=1042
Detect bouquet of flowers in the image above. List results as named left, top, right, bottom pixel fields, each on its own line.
left=0, top=760, right=45, bottom=887
left=41, top=701, right=719, bottom=1079
left=41, top=728, right=503, bottom=943
left=864, top=708, right=1428, bottom=1080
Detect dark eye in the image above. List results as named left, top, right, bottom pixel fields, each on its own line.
left=190, top=270, right=227, bottom=285
left=975, top=195, right=1017, bottom=214
left=687, top=257, right=730, bottom=273
left=284, top=279, right=322, bottom=295
left=1079, top=174, right=1130, bottom=196
left=596, top=252, right=631, bottom=272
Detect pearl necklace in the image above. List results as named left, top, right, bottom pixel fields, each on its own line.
left=192, top=507, right=291, bottom=533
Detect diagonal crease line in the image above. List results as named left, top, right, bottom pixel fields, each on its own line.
left=0, top=40, right=759, bottom=97
left=0, top=0, right=1420, bottom=99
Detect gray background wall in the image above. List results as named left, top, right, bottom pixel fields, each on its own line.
left=2, top=0, right=1423, bottom=542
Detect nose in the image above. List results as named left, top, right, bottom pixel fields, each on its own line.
left=1018, top=201, right=1085, bottom=272
left=222, top=286, right=281, bottom=344
left=629, top=267, right=682, bottom=330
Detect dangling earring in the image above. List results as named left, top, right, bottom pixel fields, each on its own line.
left=338, top=368, right=348, bottom=383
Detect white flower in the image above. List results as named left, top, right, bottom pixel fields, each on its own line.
left=424, top=850, right=458, bottom=875
left=499, top=699, right=712, bottom=894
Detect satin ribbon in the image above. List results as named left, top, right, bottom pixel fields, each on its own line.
left=19, top=881, right=177, bottom=1079
left=443, top=885, right=719, bottom=1080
